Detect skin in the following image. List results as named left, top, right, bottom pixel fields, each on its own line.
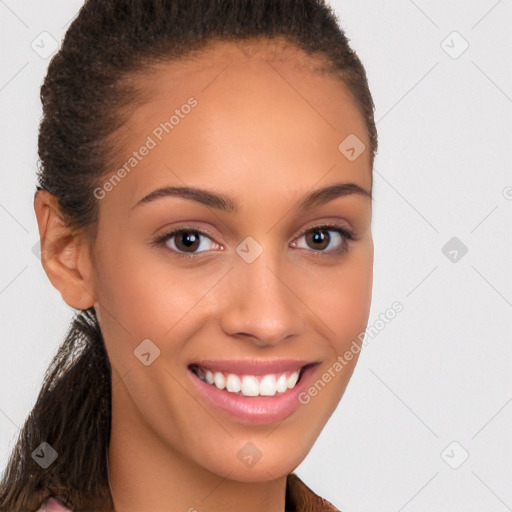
left=34, top=38, right=373, bottom=512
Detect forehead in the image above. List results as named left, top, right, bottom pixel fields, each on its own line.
left=104, top=37, right=371, bottom=210
left=118, top=36, right=367, bottom=139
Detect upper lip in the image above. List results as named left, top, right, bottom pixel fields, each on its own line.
left=189, top=359, right=318, bottom=375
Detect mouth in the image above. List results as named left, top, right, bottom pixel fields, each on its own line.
left=188, top=362, right=314, bottom=397
left=186, top=359, right=320, bottom=424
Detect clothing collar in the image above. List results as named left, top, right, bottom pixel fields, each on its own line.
left=285, top=472, right=340, bottom=511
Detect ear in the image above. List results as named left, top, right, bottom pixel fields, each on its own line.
left=33, top=189, right=97, bottom=310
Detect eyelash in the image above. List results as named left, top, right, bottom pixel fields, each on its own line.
left=151, top=223, right=358, bottom=259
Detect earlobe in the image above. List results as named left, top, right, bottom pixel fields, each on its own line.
left=33, top=189, right=97, bottom=310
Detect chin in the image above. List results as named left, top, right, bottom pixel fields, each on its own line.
left=199, top=444, right=308, bottom=483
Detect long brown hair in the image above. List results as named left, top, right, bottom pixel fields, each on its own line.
left=0, top=1, right=378, bottom=510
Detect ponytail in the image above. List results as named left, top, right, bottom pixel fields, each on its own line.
left=0, top=308, right=113, bottom=511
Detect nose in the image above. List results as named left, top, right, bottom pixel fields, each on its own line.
left=219, top=253, right=305, bottom=347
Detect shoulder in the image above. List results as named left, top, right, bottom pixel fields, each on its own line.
left=36, top=496, right=73, bottom=511
left=286, top=472, right=341, bottom=512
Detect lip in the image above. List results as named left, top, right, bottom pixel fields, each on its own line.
left=188, top=359, right=313, bottom=375
left=186, top=361, right=320, bottom=425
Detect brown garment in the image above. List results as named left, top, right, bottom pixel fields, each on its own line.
left=37, top=472, right=340, bottom=511
left=286, top=472, right=340, bottom=511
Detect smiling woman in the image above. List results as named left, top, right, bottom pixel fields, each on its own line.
left=0, top=1, right=378, bottom=511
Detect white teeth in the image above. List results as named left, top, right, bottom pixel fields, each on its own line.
left=213, top=372, right=226, bottom=390
left=276, top=374, right=288, bottom=393
left=287, top=371, right=299, bottom=388
left=194, top=366, right=302, bottom=397
left=259, top=375, right=277, bottom=396
left=241, top=376, right=260, bottom=396
left=226, top=373, right=241, bottom=393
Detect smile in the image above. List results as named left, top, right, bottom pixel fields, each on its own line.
left=186, top=360, right=320, bottom=424
left=190, top=364, right=304, bottom=397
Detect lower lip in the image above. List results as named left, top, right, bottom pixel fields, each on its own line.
left=187, top=363, right=318, bottom=425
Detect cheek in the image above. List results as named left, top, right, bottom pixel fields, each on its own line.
left=93, top=240, right=221, bottom=375
left=297, top=246, right=373, bottom=422
left=95, top=240, right=200, bottom=330
left=310, top=241, right=373, bottom=349
left=336, top=264, right=373, bottom=342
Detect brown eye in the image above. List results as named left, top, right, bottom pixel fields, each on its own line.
left=174, top=231, right=201, bottom=252
left=292, top=224, right=355, bottom=255
left=304, top=228, right=331, bottom=251
left=153, top=228, right=217, bottom=256
left=152, top=224, right=356, bottom=259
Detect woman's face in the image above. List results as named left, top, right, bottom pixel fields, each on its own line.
left=90, top=39, right=373, bottom=482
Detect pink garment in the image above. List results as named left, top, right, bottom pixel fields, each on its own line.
left=38, top=496, right=72, bottom=511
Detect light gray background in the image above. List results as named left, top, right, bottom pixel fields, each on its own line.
left=1, top=1, right=511, bottom=510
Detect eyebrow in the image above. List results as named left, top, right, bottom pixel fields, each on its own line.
left=131, top=182, right=371, bottom=213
